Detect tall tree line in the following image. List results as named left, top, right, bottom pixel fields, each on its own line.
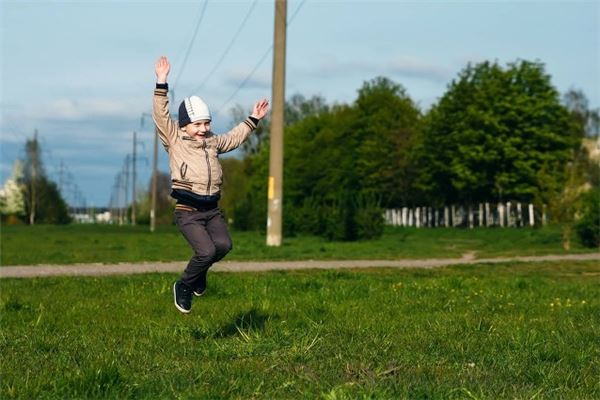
left=219, top=59, right=598, bottom=241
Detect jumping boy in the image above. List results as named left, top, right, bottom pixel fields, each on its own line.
left=153, top=56, right=269, bottom=314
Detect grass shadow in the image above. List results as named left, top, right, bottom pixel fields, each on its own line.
left=192, top=307, right=278, bottom=340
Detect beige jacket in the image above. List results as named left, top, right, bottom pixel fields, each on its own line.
left=152, top=86, right=257, bottom=196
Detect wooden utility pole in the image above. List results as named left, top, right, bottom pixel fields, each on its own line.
left=132, top=131, right=137, bottom=225
left=124, top=155, right=130, bottom=224
left=266, top=0, right=287, bottom=247
left=29, top=130, right=38, bottom=225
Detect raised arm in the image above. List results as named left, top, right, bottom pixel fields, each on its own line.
left=152, top=56, right=178, bottom=149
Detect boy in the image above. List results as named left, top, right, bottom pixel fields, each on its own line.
left=153, top=56, right=269, bottom=314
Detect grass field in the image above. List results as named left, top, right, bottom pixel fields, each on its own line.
left=1, top=224, right=596, bottom=266
left=1, top=261, right=598, bottom=399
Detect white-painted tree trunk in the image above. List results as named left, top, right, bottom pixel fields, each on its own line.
left=528, top=203, right=535, bottom=227
left=498, top=203, right=505, bottom=227
left=468, top=205, right=474, bottom=228
left=478, top=203, right=483, bottom=227
left=451, top=205, right=456, bottom=227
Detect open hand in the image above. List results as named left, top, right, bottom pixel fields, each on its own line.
left=251, top=99, right=270, bottom=120
left=155, top=56, right=170, bottom=84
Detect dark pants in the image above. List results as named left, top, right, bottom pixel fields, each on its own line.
left=174, top=208, right=232, bottom=289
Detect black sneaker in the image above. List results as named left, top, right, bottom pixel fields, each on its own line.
left=173, top=280, right=193, bottom=313
left=193, top=269, right=207, bottom=297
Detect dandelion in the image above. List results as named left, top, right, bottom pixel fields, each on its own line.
left=467, top=362, right=475, bottom=368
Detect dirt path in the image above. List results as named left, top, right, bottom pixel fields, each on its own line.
left=1, top=253, right=598, bottom=279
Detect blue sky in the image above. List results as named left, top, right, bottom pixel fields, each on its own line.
left=1, top=0, right=598, bottom=208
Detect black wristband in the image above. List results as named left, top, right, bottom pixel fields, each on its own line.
left=156, top=83, right=168, bottom=90
left=249, top=116, right=259, bottom=126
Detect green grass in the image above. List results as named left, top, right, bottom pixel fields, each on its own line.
left=1, top=261, right=598, bottom=399
left=1, top=224, right=596, bottom=266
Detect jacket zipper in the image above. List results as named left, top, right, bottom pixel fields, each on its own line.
left=202, top=140, right=211, bottom=195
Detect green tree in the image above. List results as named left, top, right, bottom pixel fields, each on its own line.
left=353, top=77, right=422, bottom=207
left=228, top=94, right=330, bottom=232
left=563, top=88, right=600, bottom=139
left=544, top=89, right=600, bottom=248
left=21, top=135, right=71, bottom=224
left=562, top=88, right=600, bottom=187
left=284, top=77, right=421, bottom=209
left=416, top=60, right=578, bottom=206
left=0, top=161, right=26, bottom=221
left=276, top=77, right=420, bottom=239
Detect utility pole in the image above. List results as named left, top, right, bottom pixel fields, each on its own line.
left=124, top=155, right=130, bottom=224
left=29, top=129, right=38, bottom=225
left=132, top=131, right=137, bottom=225
left=58, top=160, right=65, bottom=195
left=266, top=0, right=287, bottom=247
left=142, top=112, right=158, bottom=233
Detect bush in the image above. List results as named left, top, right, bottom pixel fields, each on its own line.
left=320, top=195, right=354, bottom=241
left=576, top=187, right=600, bottom=248
left=284, top=192, right=384, bottom=241
left=284, top=197, right=322, bottom=237
left=355, top=194, right=385, bottom=240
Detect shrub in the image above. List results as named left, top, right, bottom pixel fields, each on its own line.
left=576, top=187, right=600, bottom=248
left=355, top=194, right=385, bottom=240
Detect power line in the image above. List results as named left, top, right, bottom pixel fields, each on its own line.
left=216, top=46, right=273, bottom=114
left=215, top=0, right=306, bottom=114
left=172, top=0, right=210, bottom=93
left=192, top=0, right=259, bottom=95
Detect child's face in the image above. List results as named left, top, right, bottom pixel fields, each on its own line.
left=184, top=120, right=211, bottom=137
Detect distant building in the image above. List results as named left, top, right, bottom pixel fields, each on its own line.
left=69, top=207, right=112, bottom=224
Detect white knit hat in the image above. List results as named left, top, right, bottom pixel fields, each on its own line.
left=178, top=96, right=211, bottom=127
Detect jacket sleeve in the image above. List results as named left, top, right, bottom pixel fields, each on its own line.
left=215, top=118, right=258, bottom=153
left=152, top=84, right=178, bottom=150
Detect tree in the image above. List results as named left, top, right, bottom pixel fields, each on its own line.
left=0, top=161, right=26, bottom=222
left=416, top=60, right=578, bottom=206
left=227, top=93, right=331, bottom=231
left=545, top=89, right=600, bottom=248
left=234, top=77, right=421, bottom=240
left=562, top=88, right=600, bottom=187
left=282, top=77, right=421, bottom=208
left=21, top=134, right=71, bottom=224
left=563, top=88, right=600, bottom=139
left=353, top=77, right=422, bottom=207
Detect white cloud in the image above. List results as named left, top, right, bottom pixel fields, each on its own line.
left=35, top=98, right=143, bottom=121
left=299, top=55, right=452, bottom=85
left=222, top=69, right=271, bottom=90
left=387, top=56, right=453, bottom=84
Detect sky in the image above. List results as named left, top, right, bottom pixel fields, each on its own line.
left=1, top=0, right=599, bottom=208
